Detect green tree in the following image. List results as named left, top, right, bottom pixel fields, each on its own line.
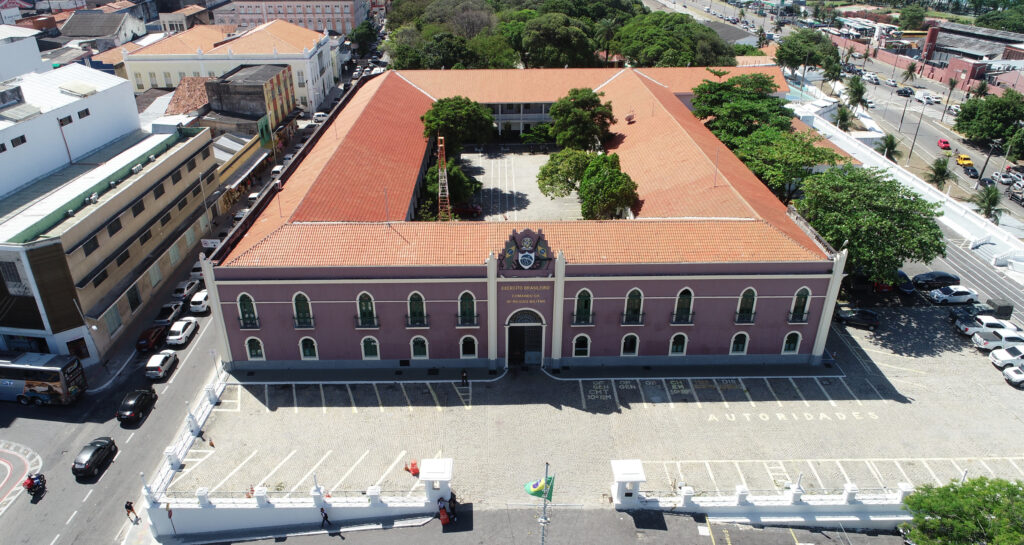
left=977, top=4, right=1024, bottom=33
left=594, top=17, right=617, bottom=66
left=521, top=12, right=594, bottom=68
left=350, top=21, right=377, bottom=55
left=547, top=88, right=616, bottom=150
left=520, top=122, right=553, bottom=144
left=973, top=80, right=989, bottom=97
left=496, top=9, right=538, bottom=60
left=734, top=127, right=843, bottom=204
left=941, top=76, right=958, bottom=123
left=822, top=59, right=843, bottom=96
left=421, top=96, right=495, bottom=156
left=902, top=61, right=918, bottom=85
left=387, top=0, right=432, bottom=30
left=756, top=27, right=768, bottom=48
left=796, top=165, right=946, bottom=284
left=774, top=29, right=840, bottom=73
left=691, top=73, right=794, bottom=148
left=733, top=44, right=765, bottom=56
left=970, top=184, right=1006, bottom=224
left=421, top=0, right=496, bottom=38
left=1006, top=127, right=1024, bottom=163
left=834, top=106, right=853, bottom=132
left=845, top=75, right=869, bottom=113
left=536, top=148, right=594, bottom=197
left=902, top=478, right=1024, bottom=545
left=954, top=90, right=1024, bottom=145
left=467, top=31, right=520, bottom=68
left=926, top=157, right=953, bottom=189
left=420, top=32, right=475, bottom=69
left=899, top=4, right=926, bottom=30
left=875, top=133, right=903, bottom=162
left=422, top=160, right=481, bottom=214
left=578, top=153, right=638, bottom=219
left=612, top=11, right=735, bottom=67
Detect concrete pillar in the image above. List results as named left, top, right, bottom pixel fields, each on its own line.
left=897, top=482, right=915, bottom=501
left=311, top=485, right=327, bottom=507
left=550, top=251, right=566, bottom=364
left=204, top=384, right=218, bottom=405
left=140, top=472, right=157, bottom=506
left=843, top=483, right=859, bottom=503
left=811, top=248, right=847, bottom=364
left=164, top=447, right=182, bottom=470
left=418, top=458, right=453, bottom=504
left=677, top=485, right=695, bottom=507
left=366, top=485, right=382, bottom=506
left=254, top=486, right=270, bottom=506
left=185, top=402, right=201, bottom=436
left=196, top=487, right=212, bottom=507
left=486, top=253, right=498, bottom=369
left=610, top=460, right=646, bottom=510
left=785, top=482, right=804, bottom=504
left=735, top=485, right=749, bottom=505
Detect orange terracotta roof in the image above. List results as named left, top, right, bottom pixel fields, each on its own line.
left=398, top=69, right=618, bottom=104
left=790, top=118, right=862, bottom=166
left=173, top=4, right=205, bottom=15
left=760, top=42, right=779, bottom=58
left=207, top=19, right=323, bottom=55
left=90, top=41, right=141, bottom=65
left=54, top=11, right=73, bottom=24
left=735, top=55, right=775, bottom=66
left=128, top=24, right=235, bottom=56
left=224, top=220, right=825, bottom=268
left=164, top=76, right=212, bottom=115
left=635, top=66, right=790, bottom=94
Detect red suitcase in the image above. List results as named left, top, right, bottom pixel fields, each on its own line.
left=439, top=507, right=451, bottom=525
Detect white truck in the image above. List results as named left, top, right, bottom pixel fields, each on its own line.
left=955, top=315, right=1020, bottom=336
left=915, top=91, right=937, bottom=105
left=972, top=329, right=1024, bottom=351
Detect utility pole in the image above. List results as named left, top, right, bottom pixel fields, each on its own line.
left=1001, top=128, right=1022, bottom=172
left=905, top=102, right=926, bottom=167
left=979, top=139, right=1001, bottom=179
left=539, top=462, right=550, bottom=545
left=898, top=97, right=912, bottom=131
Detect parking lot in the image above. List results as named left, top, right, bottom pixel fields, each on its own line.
left=164, top=302, right=1024, bottom=507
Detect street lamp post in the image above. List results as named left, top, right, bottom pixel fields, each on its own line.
left=898, top=97, right=912, bottom=131
left=905, top=102, right=927, bottom=167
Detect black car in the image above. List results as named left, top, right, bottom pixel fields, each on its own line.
left=117, top=389, right=158, bottom=423
left=834, top=306, right=880, bottom=331
left=980, top=177, right=996, bottom=187
left=948, top=298, right=1013, bottom=323
left=897, top=87, right=914, bottom=97
left=71, top=437, right=117, bottom=478
left=912, top=271, right=961, bottom=290
left=964, top=166, right=980, bottom=178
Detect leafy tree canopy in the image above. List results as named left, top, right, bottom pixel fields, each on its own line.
left=349, top=21, right=377, bottom=55
left=954, top=89, right=1024, bottom=145
left=977, top=4, right=1024, bottom=33
left=734, top=126, right=843, bottom=204
left=734, top=44, right=765, bottom=56
left=387, top=0, right=432, bottom=30
left=421, top=96, right=495, bottom=156
left=537, top=0, right=646, bottom=26
left=578, top=153, right=638, bottom=219
left=521, top=12, right=594, bottom=68
left=774, top=29, right=840, bottom=72
left=467, top=31, right=520, bottom=68
left=421, top=0, right=496, bottom=37
left=691, top=73, right=793, bottom=149
left=547, top=88, right=616, bottom=150
left=902, top=477, right=1024, bottom=545
left=796, top=165, right=945, bottom=284
left=611, top=11, right=735, bottom=67
left=537, top=148, right=595, bottom=198
left=898, top=4, right=926, bottom=30
left=423, top=160, right=480, bottom=208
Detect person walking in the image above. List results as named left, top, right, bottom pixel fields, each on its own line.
left=448, top=491, right=458, bottom=522
left=320, top=507, right=331, bottom=528
left=125, top=501, right=137, bottom=522
left=460, top=369, right=468, bottom=387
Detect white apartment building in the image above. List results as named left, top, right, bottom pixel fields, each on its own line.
left=0, top=25, right=50, bottom=81
left=214, top=0, right=369, bottom=35
left=124, top=21, right=336, bottom=109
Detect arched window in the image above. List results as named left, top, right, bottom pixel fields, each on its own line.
left=623, top=289, right=644, bottom=325
left=573, top=334, right=590, bottom=357
left=673, top=289, right=693, bottom=324
left=245, top=337, right=264, bottom=360
left=411, top=336, right=428, bottom=359
left=790, top=288, right=810, bottom=323
left=621, top=333, right=639, bottom=356
left=407, top=292, right=427, bottom=327
left=573, top=289, right=593, bottom=325
left=293, top=293, right=313, bottom=328
left=730, top=332, right=748, bottom=355
left=361, top=336, right=379, bottom=360
left=669, top=333, right=687, bottom=356
left=356, top=292, right=377, bottom=328
left=300, top=337, right=318, bottom=360
left=458, top=292, right=477, bottom=326
left=782, top=332, right=801, bottom=354
left=238, top=293, right=258, bottom=329
left=460, top=336, right=477, bottom=359
left=736, top=288, right=756, bottom=324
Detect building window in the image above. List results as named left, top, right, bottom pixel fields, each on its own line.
left=246, top=337, right=265, bottom=360
left=621, top=333, right=639, bottom=356
left=83, top=237, right=99, bottom=256
left=193, top=71, right=200, bottom=77
left=201, top=147, right=211, bottom=159
left=11, top=135, right=26, bottom=147
left=407, top=292, right=427, bottom=327
left=134, top=73, right=143, bottom=89
left=163, top=72, right=172, bottom=86
left=572, top=289, right=592, bottom=325
left=185, top=227, right=195, bottom=247
left=730, top=332, right=749, bottom=355
left=187, top=158, right=196, bottom=171
left=300, top=337, right=318, bottom=360
left=411, top=336, right=428, bottom=359
left=0, top=261, right=20, bottom=284
left=0, top=143, right=5, bottom=153
left=78, top=108, right=90, bottom=119
left=153, top=182, right=165, bottom=199
left=169, top=244, right=180, bottom=265
left=669, top=333, right=687, bottom=356
left=297, top=70, right=306, bottom=87
left=178, top=71, right=185, bottom=81
left=160, top=213, right=171, bottom=226
left=789, top=288, right=810, bottom=323
left=92, top=269, right=108, bottom=287
left=460, top=336, right=477, bottom=359
left=103, top=305, right=122, bottom=334
left=58, top=115, right=72, bottom=126
left=294, top=293, right=313, bottom=328
left=132, top=201, right=145, bottom=217
left=116, top=250, right=130, bottom=266
left=191, top=186, right=201, bottom=198
left=622, top=289, right=644, bottom=325
left=127, top=284, right=142, bottom=311
left=458, top=291, right=477, bottom=326
left=238, top=293, right=259, bottom=329
left=149, top=72, right=157, bottom=86
left=107, top=217, right=122, bottom=237
left=148, top=264, right=162, bottom=287
left=356, top=292, right=377, bottom=328
left=782, top=332, right=801, bottom=354
left=573, top=334, right=590, bottom=357
left=171, top=170, right=182, bottom=184
left=736, top=288, right=756, bottom=324
left=672, top=289, right=693, bottom=324
left=177, top=197, right=188, bottom=211
left=361, top=336, right=380, bottom=360
left=139, top=229, right=151, bottom=246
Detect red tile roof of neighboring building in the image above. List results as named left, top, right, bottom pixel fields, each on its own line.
left=207, top=20, right=324, bottom=55
left=90, top=41, right=141, bottom=65
left=128, top=24, right=236, bottom=56
left=173, top=4, right=205, bottom=15
left=164, top=76, right=212, bottom=114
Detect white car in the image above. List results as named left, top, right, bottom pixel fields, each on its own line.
left=165, top=317, right=199, bottom=346
left=865, top=99, right=876, bottom=108
left=190, top=290, right=209, bottom=313
left=145, top=350, right=179, bottom=379
left=1003, top=365, right=1024, bottom=387
left=972, top=329, right=1024, bottom=351
left=927, top=285, right=978, bottom=304
left=172, top=279, right=201, bottom=300
left=886, top=79, right=898, bottom=87
left=189, top=260, right=203, bottom=279
left=990, top=346, right=1024, bottom=369
left=956, top=315, right=1020, bottom=336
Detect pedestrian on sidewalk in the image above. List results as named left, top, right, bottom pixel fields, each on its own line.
left=125, top=500, right=137, bottom=522
left=448, top=491, right=459, bottom=522
left=461, top=369, right=468, bottom=387
left=320, top=507, right=331, bottom=528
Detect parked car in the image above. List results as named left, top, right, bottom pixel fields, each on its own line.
left=980, top=177, right=996, bottom=187
left=190, top=290, right=209, bottom=313
left=189, top=260, right=203, bottom=280
left=71, top=437, right=117, bottom=478
left=926, top=285, right=979, bottom=304
left=947, top=104, right=961, bottom=115
left=865, top=99, right=876, bottom=108
left=116, top=389, right=157, bottom=423
left=1004, top=365, right=1024, bottom=386
left=165, top=317, right=199, bottom=346
left=135, top=325, right=168, bottom=353
left=948, top=299, right=1014, bottom=324
left=956, top=154, right=974, bottom=166
left=872, top=270, right=914, bottom=294
left=886, top=79, right=898, bottom=87
left=990, top=346, right=1024, bottom=369
left=972, top=329, right=1024, bottom=351
left=964, top=166, right=980, bottom=178
left=897, top=87, right=914, bottom=97
left=834, top=306, right=880, bottom=331
left=312, top=112, right=328, bottom=123
left=994, top=172, right=1015, bottom=185
left=145, top=350, right=179, bottom=379
left=233, top=208, right=251, bottom=223
left=270, top=165, right=284, bottom=178
left=955, top=315, right=1019, bottom=336
left=171, top=279, right=201, bottom=300
left=283, top=153, right=295, bottom=163
left=937, top=138, right=951, bottom=150
left=153, top=302, right=183, bottom=326
left=912, top=271, right=961, bottom=290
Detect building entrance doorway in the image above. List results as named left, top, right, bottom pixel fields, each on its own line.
left=506, top=310, right=544, bottom=368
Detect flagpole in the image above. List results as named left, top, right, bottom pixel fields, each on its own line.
left=539, top=462, right=550, bottom=545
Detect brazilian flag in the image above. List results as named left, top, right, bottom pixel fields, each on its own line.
left=524, top=475, right=555, bottom=500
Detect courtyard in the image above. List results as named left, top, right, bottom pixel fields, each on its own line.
left=461, top=151, right=582, bottom=222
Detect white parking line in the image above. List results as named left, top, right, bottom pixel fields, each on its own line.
left=661, top=380, right=674, bottom=409
left=287, top=450, right=333, bottom=496
left=863, top=378, right=888, bottom=404
left=373, top=384, right=384, bottom=413
left=113, top=450, right=122, bottom=463
left=1008, top=458, right=1024, bottom=477
left=211, top=450, right=259, bottom=492
left=346, top=385, right=357, bottom=413
left=426, top=383, right=442, bottom=412
left=375, top=450, right=407, bottom=487
left=125, top=432, right=135, bottom=444
left=400, top=384, right=413, bottom=412
left=814, top=378, right=837, bottom=407
left=330, top=450, right=369, bottom=492
left=259, top=449, right=297, bottom=487
left=738, top=379, right=756, bottom=408
left=705, top=461, right=719, bottom=494
left=676, top=461, right=685, bottom=484
left=638, top=380, right=649, bottom=408
left=49, top=534, right=59, bottom=545
left=688, top=379, right=702, bottom=409
left=763, top=379, right=783, bottom=407
left=264, top=384, right=269, bottom=413
left=835, top=460, right=851, bottom=484
left=922, top=460, right=943, bottom=485
left=734, top=461, right=747, bottom=488
left=949, top=459, right=964, bottom=477
left=788, top=378, right=810, bottom=407
left=838, top=378, right=863, bottom=406
left=865, top=461, right=886, bottom=489
left=894, top=460, right=914, bottom=486
left=713, top=380, right=729, bottom=409
left=978, top=459, right=995, bottom=477
left=579, top=381, right=587, bottom=410
left=319, top=384, right=326, bottom=415
left=805, top=460, right=823, bottom=490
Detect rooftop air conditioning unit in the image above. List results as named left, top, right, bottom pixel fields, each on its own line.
left=66, top=209, right=75, bottom=217
left=89, top=193, right=98, bottom=204
left=109, top=180, right=118, bottom=188
left=131, top=164, right=143, bottom=174
left=149, top=155, right=156, bottom=163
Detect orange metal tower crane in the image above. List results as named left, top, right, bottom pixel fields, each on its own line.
left=437, top=136, right=452, bottom=221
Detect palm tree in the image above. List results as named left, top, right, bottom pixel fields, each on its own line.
left=823, top=60, right=843, bottom=94
left=842, top=47, right=853, bottom=65
left=973, top=80, right=989, bottom=97
left=757, top=27, right=768, bottom=48
left=969, top=184, right=1004, bottom=224
left=845, top=75, right=869, bottom=113
left=595, top=18, right=616, bottom=67
left=902, top=61, right=917, bottom=85
left=927, top=157, right=953, bottom=189
left=834, top=106, right=852, bottom=132
left=875, top=133, right=903, bottom=162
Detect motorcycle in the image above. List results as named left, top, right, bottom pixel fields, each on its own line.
left=22, top=473, right=45, bottom=496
